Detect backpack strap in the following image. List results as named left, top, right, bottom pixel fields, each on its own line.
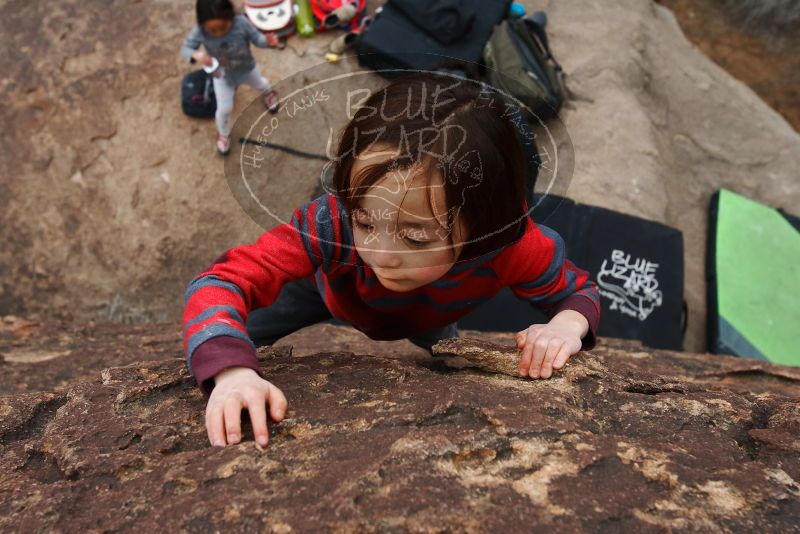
left=203, top=74, right=213, bottom=104
left=521, top=17, right=558, bottom=68
left=521, top=16, right=571, bottom=102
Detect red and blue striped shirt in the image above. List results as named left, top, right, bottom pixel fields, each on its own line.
left=182, top=193, right=601, bottom=393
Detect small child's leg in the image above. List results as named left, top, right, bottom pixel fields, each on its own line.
left=241, top=66, right=279, bottom=112
left=407, top=323, right=459, bottom=355
left=246, top=276, right=332, bottom=347
left=241, top=66, right=272, bottom=93
left=212, top=76, right=236, bottom=137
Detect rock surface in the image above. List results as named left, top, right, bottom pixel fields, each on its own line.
left=1, top=323, right=799, bottom=531
left=1, top=0, right=799, bottom=354
left=659, top=0, right=800, bottom=132
left=433, top=337, right=525, bottom=377
left=0, top=315, right=448, bottom=395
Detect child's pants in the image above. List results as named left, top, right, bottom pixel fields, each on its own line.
left=212, top=66, right=272, bottom=137
left=245, top=276, right=459, bottom=353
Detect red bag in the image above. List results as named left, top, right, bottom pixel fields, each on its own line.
left=311, top=0, right=367, bottom=32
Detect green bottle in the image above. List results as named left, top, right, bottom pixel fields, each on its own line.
left=295, top=0, right=315, bottom=37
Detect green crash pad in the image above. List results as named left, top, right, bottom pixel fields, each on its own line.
left=708, top=189, right=800, bottom=366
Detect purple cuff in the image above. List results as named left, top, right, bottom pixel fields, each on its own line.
left=550, top=294, right=600, bottom=351
left=190, top=336, right=262, bottom=396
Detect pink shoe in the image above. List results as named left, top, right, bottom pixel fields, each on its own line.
left=263, top=90, right=280, bottom=113
left=216, top=132, right=231, bottom=156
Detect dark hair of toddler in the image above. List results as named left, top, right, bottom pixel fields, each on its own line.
left=196, top=0, right=235, bottom=25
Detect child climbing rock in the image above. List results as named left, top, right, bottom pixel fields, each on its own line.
left=180, top=0, right=280, bottom=155
left=182, top=74, right=601, bottom=448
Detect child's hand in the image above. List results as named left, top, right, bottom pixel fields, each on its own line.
left=206, top=367, right=288, bottom=448
left=191, top=49, right=213, bottom=67
left=515, top=310, right=589, bottom=379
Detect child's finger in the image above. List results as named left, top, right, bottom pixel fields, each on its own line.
left=529, top=336, right=551, bottom=378
left=223, top=395, right=244, bottom=445
left=206, top=401, right=226, bottom=447
left=267, top=384, right=288, bottom=422
left=539, top=339, right=563, bottom=379
left=518, top=331, right=536, bottom=376
left=515, top=330, right=527, bottom=348
left=245, top=393, right=269, bottom=447
left=552, top=345, right=572, bottom=370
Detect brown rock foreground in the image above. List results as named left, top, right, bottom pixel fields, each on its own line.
left=2, top=325, right=799, bottom=531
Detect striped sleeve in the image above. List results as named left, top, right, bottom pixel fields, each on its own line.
left=494, top=220, right=601, bottom=350
left=181, top=194, right=352, bottom=393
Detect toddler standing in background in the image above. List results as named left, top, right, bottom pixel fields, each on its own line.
left=180, top=0, right=280, bottom=155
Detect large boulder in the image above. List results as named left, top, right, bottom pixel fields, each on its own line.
left=1, top=0, right=798, bottom=353
left=545, top=0, right=800, bottom=351
left=1, top=324, right=798, bottom=530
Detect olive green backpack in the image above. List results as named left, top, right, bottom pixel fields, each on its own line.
left=483, top=14, right=567, bottom=119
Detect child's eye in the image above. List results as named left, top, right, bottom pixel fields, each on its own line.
left=399, top=230, right=431, bottom=248
left=404, top=237, right=430, bottom=248
left=353, top=219, right=373, bottom=232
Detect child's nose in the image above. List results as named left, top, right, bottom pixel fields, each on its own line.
left=371, top=248, right=402, bottom=269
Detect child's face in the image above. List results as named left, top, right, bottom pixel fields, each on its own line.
left=203, top=18, right=233, bottom=37
left=349, top=145, right=466, bottom=292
